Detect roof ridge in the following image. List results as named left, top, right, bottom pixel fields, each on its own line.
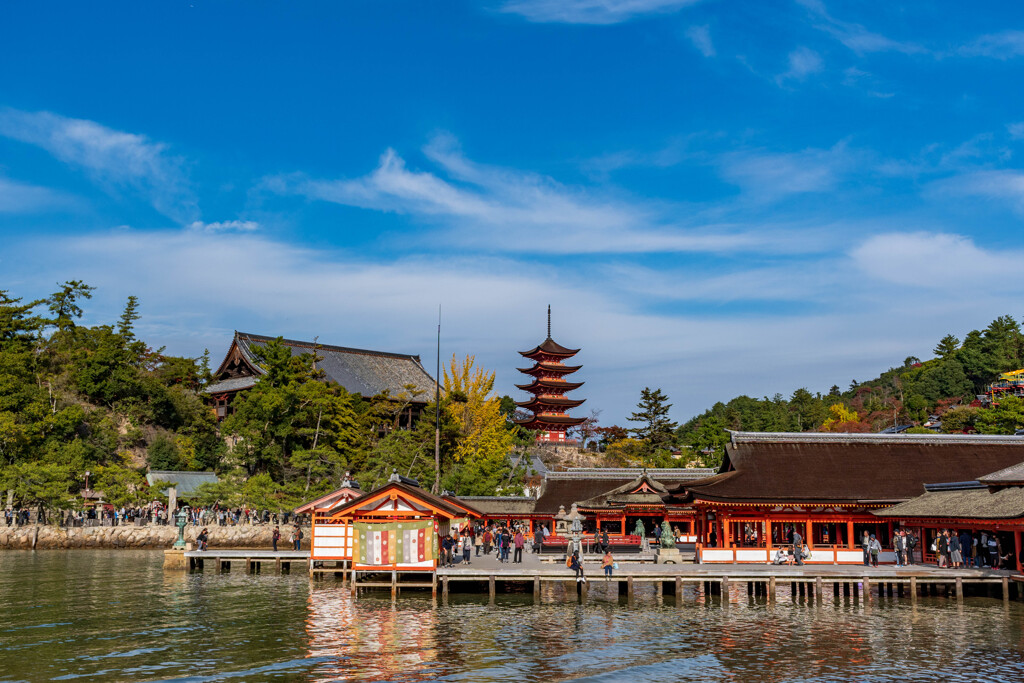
left=729, top=430, right=1024, bottom=446
left=236, top=332, right=422, bottom=361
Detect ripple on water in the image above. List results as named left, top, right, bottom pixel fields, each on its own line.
left=2, top=551, right=1024, bottom=682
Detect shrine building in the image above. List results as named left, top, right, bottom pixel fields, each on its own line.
left=204, top=331, right=436, bottom=423
left=666, top=431, right=1024, bottom=564
left=514, top=307, right=586, bottom=444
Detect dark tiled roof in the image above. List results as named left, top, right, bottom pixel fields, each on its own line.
left=534, top=469, right=713, bottom=515
left=457, top=497, right=538, bottom=515
left=236, top=332, right=436, bottom=400
left=874, top=485, right=1024, bottom=520
left=204, top=376, right=257, bottom=394
left=680, top=431, right=1024, bottom=505
left=146, top=471, right=219, bottom=496
left=978, top=461, right=1024, bottom=486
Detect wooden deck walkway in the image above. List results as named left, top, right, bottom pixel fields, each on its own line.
left=183, top=549, right=310, bottom=573
left=180, top=550, right=1021, bottom=603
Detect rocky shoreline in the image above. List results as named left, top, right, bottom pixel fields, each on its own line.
left=0, top=524, right=283, bottom=550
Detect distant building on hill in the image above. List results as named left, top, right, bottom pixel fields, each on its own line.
left=203, top=331, right=436, bottom=423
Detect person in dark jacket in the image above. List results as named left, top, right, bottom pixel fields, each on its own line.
left=533, top=526, right=545, bottom=554
left=272, top=526, right=280, bottom=552
left=569, top=550, right=586, bottom=583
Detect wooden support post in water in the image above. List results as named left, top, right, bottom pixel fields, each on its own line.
left=391, top=571, right=397, bottom=600
left=721, top=576, right=730, bottom=604
left=1003, top=576, right=1010, bottom=603
left=863, top=577, right=870, bottom=600
left=534, top=576, right=541, bottom=601
left=627, top=576, right=634, bottom=602
left=955, top=577, right=963, bottom=603
left=675, top=577, right=682, bottom=607
left=768, top=576, right=776, bottom=603
left=442, top=575, right=449, bottom=599
left=488, top=575, right=496, bottom=602
left=815, top=577, right=823, bottom=600
left=432, top=573, right=437, bottom=599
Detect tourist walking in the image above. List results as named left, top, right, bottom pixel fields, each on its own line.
left=462, top=533, right=472, bottom=564
left=861, top=531, right=871, bottom=566
left=893, top=530, right=905, bottom=567
left=988, top=534, right=1000, bottom=568
left=600, top=529, right=610, bottom=554
left=792, top=529, right=804, bottom=566
left=868, top=534, right=881, bottom=567
left=272, top=526, right=280, bottom=552
left=935, top=531, right=948, bottom=567
left=292, top=525, right=303, bottom=551
left=533, top=526, right=544, bottom=554
left=601, top=550, right=614, bottom=579
left=513, top=529, right=524, bottom=563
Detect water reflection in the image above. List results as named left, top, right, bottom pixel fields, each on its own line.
left=2, top=551, right=1024, bottom=682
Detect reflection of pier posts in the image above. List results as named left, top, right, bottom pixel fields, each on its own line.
left=675, top=577, right=682, bottom=606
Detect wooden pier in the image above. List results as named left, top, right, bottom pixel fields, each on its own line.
left=181, top=550, right=1021, bottom=603
left=184, top=549, right=311, bottom=573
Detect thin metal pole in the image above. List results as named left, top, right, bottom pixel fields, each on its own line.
left=433, top=305, right=441, bottom=494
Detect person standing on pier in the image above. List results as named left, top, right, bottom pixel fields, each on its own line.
left=868, top=535, right=881, bottom=567
left=601, top=550, right=614, bottom=580
left=861, top=531, right=871, bottom=566
left=513, top=529, right=524, bottom=563
left=893, top=531, right=905, bottom=567
left=293, top=525, right=303, bottom=551
left=533, top=526, right=544, bottom=554
left=272, top=526, right=280, bottom=552
left=792, top=528, right=804, bottom=566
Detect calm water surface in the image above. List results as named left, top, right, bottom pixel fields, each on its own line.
left=1, top=550, right=1023, bottom=682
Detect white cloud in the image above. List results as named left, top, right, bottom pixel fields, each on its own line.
left=264, top=135, right=813, bottom=255
left=8, top=226, right=1024, bottom=424
left=850, top=232, right=1024, bottom=290
left=0, top=108, right=196, bottom=222
left=1008, top=122, right=1024, bottom=140
left=960, top=31, right=1024, bottom=59
left=0, top=177, right=70, bottom=214
left=685, top=25, right=715, bottom=57
left=500, top=0, right=702, bottom=24
left=776, top=47, right=824, bottom=84
left=188, top=219, right=260, bottom=232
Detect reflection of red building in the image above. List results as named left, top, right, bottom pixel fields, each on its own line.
left=515, top=307, right=585, bottom=443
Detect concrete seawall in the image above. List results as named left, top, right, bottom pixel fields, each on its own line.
left=0, top=524, right=284, bottom=550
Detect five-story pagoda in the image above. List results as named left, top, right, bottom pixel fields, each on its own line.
left=515, top=306, right=586, bottom=443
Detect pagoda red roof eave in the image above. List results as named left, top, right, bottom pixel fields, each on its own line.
left=515, top=416, right=587, bottom=427
left=516, top=397, right=586, bottom=409
left=516, top=364, right=583, bottom=376
left=515, top=380, right=585, bottom=391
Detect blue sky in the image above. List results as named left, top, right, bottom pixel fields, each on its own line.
left=3, top=0, right=1024, bottom=426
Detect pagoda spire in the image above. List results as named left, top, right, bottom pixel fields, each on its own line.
left=547, top=304, right=551, bottom=339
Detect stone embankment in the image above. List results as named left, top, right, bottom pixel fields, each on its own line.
left=0, top=524, right=283, bottom=550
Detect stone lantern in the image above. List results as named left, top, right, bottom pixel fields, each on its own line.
left=554, top=504, right=568, bottom=535
left=566, top=503, right=585, bottom=556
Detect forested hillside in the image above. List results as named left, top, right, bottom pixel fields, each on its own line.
left=0, top=284, right=523, bottom=514
left=677, top=315, right=1024, bottom=465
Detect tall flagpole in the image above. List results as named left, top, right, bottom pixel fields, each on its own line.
left=434, top=305, right=441, bottom=494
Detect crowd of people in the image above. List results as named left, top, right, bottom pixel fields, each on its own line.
left=437, top=521, right=550, bottom=568
left=44, top=504, right=305, bottom=529
left=926, top=529, right=1011, bottom=570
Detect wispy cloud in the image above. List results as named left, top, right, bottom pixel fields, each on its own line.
left=264, top=135, right=810, bottom=255
left=188, top=219, right=260, bottom=232
left=960, top=31, right=1024, bottom=59
left=0, top=177, right=71, bottom=214
left=718, top=143, right=856, bottom=200
left=1009, top=122, right=1024, bottom=140
left=499, top=0, right=702, bottom=25
left=797, top=0, right=927, bottom=56
left=685, top=25, right=715, bottom=57
left=776, top=47, right=824, bottom=85
left=929, top=169, right=1024, bottom=213
left=0, top=108, right=197, bottom=222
